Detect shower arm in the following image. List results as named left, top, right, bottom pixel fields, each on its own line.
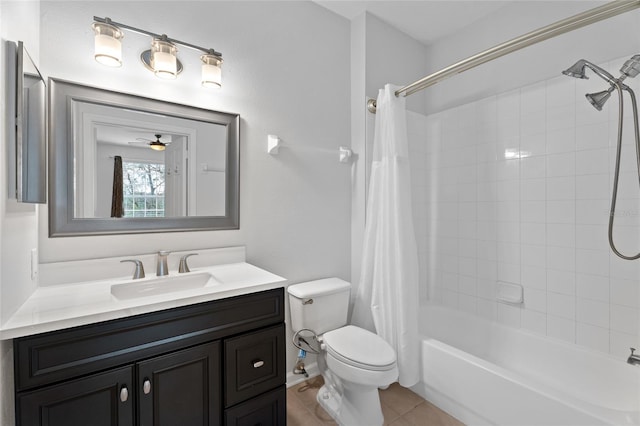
left=608, top=82, right=640, bottom=260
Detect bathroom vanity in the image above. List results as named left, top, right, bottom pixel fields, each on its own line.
left=1, top=248, right=288, bottom=426
left=14, top=287, right=285, bottom=426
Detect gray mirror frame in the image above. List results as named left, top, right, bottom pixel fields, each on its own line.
left=48, top=78, right=239, bottom=237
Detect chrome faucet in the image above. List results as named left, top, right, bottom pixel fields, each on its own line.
left=156, top=251, right=170, bottom=276
left=178, top=253, right=198, bottom=273
left=121, top=259, right=145, bottom=279
left=628, top=348, right=640, bottom=365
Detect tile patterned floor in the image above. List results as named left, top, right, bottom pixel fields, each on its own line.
left=287, top=376, right=464, bottom=426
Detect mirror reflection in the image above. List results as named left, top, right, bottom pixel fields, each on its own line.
left=73, top=101, right=227, bottom=218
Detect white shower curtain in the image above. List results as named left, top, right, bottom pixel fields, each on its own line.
left=352, top=84, right=420, bottom=387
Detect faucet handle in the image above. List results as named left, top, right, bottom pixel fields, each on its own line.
left=121, top=259, right=145, bottom=279
left=631, top=348, right=636, bottom=356
left=179, top=253, right=198, bottom=273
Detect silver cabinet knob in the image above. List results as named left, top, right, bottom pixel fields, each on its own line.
left=143, top=379, right=151, bottom=394
left=253, top=360, right=265, bottom=368
left=120, top=386, right=129, bottom=402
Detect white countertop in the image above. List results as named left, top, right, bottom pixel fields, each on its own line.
left=1, top=262, right=286, bottom=340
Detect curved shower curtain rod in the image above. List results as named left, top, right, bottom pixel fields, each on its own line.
left=367, top=0, right=640, bottom=113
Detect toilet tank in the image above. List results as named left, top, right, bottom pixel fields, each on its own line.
left=287, top=278, right=351, bottom=334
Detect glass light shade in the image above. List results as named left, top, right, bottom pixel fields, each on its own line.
left=151, top=38, right=178, bottom=79
left=92, top=22, right=123, bottom=67
left=201, top=54, right=222, bottom=88
left=150, top=143, right=166, bottom=151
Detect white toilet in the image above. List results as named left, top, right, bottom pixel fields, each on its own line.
left=288, top=278, right=398, bottom=426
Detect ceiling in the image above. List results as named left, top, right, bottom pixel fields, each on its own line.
left=313, top=0, right=512, bottom=46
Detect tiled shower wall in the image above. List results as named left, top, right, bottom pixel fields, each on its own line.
left=408, top=54, right=640, bottom=358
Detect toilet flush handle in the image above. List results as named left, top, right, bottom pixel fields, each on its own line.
left=303, top=298, right=313, bottom=305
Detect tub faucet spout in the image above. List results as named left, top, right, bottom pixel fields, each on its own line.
left=627, top=348, right=640, bottom=365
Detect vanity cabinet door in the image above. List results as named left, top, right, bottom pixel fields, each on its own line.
left=137, top=341, right=221, bottom=426
left=224, top=385, right=286, bottom=426
left=17, top=365, right=134, bottom=426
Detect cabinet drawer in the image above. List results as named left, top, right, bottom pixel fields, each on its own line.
left=224, top=385, right=286, bottom=426
left=224, top=324, right=285, bottom=407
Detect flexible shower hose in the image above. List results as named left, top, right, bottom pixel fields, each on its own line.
left=608, top=81, right=640, bottom=260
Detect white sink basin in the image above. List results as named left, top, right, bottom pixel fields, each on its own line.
left=111, top=272, right=217, bottom=300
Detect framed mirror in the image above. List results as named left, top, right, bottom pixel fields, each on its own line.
left=6, top=40, right=47, bottom=203
left=49, top=78, right=239, bottom=236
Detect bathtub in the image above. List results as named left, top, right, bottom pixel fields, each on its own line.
left=411, top=305, right=640, bottom=426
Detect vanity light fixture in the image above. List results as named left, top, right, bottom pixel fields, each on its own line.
left=92, top=16, right=223, bottom=88
left=92, top=19, right=124, bottom=67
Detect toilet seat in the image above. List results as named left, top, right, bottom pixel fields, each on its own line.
left=323, top=325, right=396, bottom=371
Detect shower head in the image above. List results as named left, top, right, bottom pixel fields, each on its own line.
left=585, top=88, right=614, bottom=111
left=563, top=59, right=617, bottom=84
left=562, top=60, right=589, bottom=79
left=621, top=54, right=640, bottom=78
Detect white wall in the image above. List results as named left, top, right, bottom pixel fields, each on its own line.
left=1, top=1, right=41, bottom=424
left=422, top=54, right=640, bottom=358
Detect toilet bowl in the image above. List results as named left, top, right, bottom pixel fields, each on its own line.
left=287, top=278, right=398, bottom=426
left=318, top=325, right=398, bottom=425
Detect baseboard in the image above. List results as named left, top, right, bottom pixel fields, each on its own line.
left=286, top=361, right=320, bottom=388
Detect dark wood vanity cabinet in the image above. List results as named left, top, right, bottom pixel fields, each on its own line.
left=14, top=288, right=287, bottom=426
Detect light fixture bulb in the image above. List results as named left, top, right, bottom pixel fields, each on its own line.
left=201, top=53, right=223, bottom=88
left=92, top=21, right=123, bottom=67
left=150, top=142, right=166, bottom=151
left=151, top=37, right=178, bottom=80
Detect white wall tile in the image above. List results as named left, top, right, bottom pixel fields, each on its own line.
left=524, top=288, right=547, bottom=313
left=576, top=273, right=609, bottom=303
left=521, top=265, right=546, bottom=290
left=521, top=244, right=546, bottom=267
left=611, top=304, right=640, bottom=335
left=521, top=200, right=546, bottom=223
left=575, top=249, right=609, bottom=277
left=547, top=246, right=575, bottom=272
left=576, top=174, right=609, bottom=200
left=546, top=223, right=575, bottom=248
left=522, top=180, right=546, bottom=203
left=610, top=331, right=638, bottom=358
left=576, top=298, right=609, bottom=328
left=521, top=224, right=546, bottom=246
left=547, top=200, right=575, bottom=224
left=547, top=269, right=576, bottom=295
left=477, top=299, right=498, bottom=321
left=547, top=292, right=576, bottom=319
left=576, top=148, right=609, bottom=175
left=497, top=303, right=521, bottom=328
left=576, top=323, right=609, bottom=354
left=546, top=152, right=575, bottom=177
left=522, top=309, right=547, bottom=335
left=546, top=127, right=575, bottom=154
left=547, top=315, right=576, bottom=343
left=611, top=278, right=640, bottom=308
left=576, top=122, right=609, bottom=150
left=458, top=294, right=478, bottom=314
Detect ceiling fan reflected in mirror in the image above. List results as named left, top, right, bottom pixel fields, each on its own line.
left=128, top=133, right=170, bottom=151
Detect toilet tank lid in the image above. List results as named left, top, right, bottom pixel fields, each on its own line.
left=287, top=278, right=350, bottom=299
